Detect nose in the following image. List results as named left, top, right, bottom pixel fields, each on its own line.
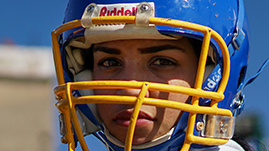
left=116, top=88, right=141, bottom=96
left=116, top=60, right=152, bottom=81
left=116, top=80, right=150, bottom=98
left=115, top=62, right=150, bottom=97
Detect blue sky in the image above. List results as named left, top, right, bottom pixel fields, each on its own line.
left=1, top=0, right=269, bottom=150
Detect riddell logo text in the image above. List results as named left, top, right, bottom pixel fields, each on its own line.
left=100, top=7, right=137, bottom=16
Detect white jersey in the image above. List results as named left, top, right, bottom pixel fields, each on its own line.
left=190, top=139, right=244, bottom=151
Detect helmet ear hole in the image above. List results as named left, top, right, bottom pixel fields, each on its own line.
left=237, top=66, right=247, bottom=88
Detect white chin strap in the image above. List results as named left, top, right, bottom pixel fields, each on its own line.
left=103, top=124, right=175, bottom=149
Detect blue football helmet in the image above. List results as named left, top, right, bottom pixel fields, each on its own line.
left=52, top=0, right=249, bottom=150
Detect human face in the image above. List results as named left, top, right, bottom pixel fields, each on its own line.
left=92, top=38, right=198, bottom=144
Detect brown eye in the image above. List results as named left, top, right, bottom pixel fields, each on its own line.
left=151, top=58, right=176, bottom=66
left=98, top=58, right=122, bottom=67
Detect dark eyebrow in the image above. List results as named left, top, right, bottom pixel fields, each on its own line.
left=138, top=44, right=185, bottom=54
left=93, top=44, right=184, bottom=54
left=93, top=46, right=121, bottom=54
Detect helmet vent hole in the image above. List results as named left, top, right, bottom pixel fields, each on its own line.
left=237, top=66, right=247, bottom=88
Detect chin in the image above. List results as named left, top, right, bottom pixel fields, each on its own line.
left=114, top=131, right=153, bottom=145
left=131, top=131, right=155, bottom=145
left=132, top=137, right=151, bottom=145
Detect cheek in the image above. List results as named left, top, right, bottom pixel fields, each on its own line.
left=166, top=79, right=192, bottom=103
left=92, top=68, right=105, bottom=80
left=97, top=104, right=116, bottom=123
left=94, top=89, right=119, bottom=122
left=163, top=108, right=181, bottom=122
left=97, top=104, right=105, bottom=120
left=157, top=107, right=181, bottom=133
left=94, top=89, right=117, bottom=95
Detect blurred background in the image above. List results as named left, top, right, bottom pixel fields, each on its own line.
left=0, top=0, right=268, bottom=150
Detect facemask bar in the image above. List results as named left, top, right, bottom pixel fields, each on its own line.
left=52, top=15, right=231, bottom=151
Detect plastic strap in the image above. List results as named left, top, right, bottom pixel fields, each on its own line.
left=81, top=3, right=99, bottom=28
left=135, top=2, right=153, bottom=26
left=233, top=58, right=269, bottom=116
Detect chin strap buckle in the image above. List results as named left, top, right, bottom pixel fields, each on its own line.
left=135, top=2, right=154, bottom=26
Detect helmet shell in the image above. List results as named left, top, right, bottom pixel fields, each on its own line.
left=61, top=0, right=249, bottom=111
left=56, top=0, right=250, bottom=149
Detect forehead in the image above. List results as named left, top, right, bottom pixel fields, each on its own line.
left=93, top=38, right=195, bottom=54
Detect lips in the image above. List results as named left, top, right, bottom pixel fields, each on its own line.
left=113, top=110, right=154, bottom=127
